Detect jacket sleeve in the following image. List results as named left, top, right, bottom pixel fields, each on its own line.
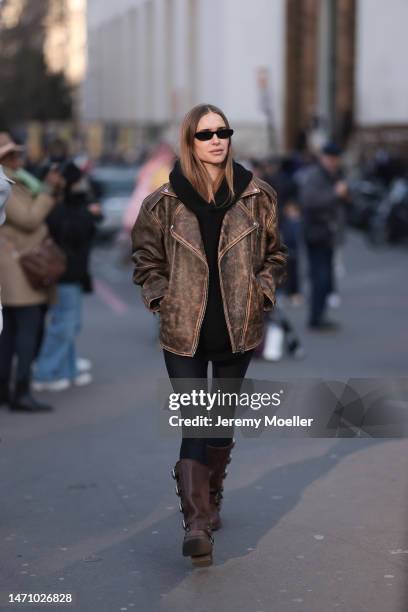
left=4, top=187, right=55, bottom=232
left=256, top=184, right=288, bottom=311
left=131, top=198, right=169, bottom=313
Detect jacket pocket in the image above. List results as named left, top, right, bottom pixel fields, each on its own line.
left=253, top=273, right=265, bottom=309
left=254, top=272, right=276, bottom=310
left=244, top=273, right=265, bottom=347
left=250, top=273, right=265, bottom=325
left=158, top=291, right=169, bottom=311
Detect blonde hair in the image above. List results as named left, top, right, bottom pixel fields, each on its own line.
left=179, top=104, right=234, bottom=203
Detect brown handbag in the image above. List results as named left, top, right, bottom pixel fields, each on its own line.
left=20, top=236, right=67, bottom=290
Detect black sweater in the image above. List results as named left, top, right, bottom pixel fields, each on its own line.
left=169, top=160, right=253, bottom=361
left=46, top=192, right=97, bottom=292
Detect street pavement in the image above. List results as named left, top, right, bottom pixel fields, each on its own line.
left=1, top=229, right=407, bottom=612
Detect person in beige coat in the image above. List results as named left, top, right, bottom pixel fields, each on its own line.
left=0, top=164, right=14, bottom=335
left=0, top=133, right=63, bottom=412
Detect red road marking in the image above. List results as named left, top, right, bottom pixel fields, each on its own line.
left=94, top=278, right=129, bottom=315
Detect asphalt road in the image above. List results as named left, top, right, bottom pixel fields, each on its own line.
left=1, top=229, right=407, bottom=612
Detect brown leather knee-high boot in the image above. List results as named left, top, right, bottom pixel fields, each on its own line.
left=172, top=458, right=214, bottom=567
left=206, top=440, right=235, bottom=531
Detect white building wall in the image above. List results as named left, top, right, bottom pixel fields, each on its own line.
left=356, top=0, right=408, bottom=126
left=83, top=0, right=287, bottom=154
left=134, top=4, right=147, bottom=121
left=171, top=0, right=189, bottom=114
left=193, top=0, right=225, bottom=108
left=151, top=0, right=168, bottom=120
left=223, top=0, right=286, bottom=152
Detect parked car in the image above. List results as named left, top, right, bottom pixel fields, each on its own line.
left=368, top=178, right=408, bottom=246
left=89, top=165, right=138, bottom=239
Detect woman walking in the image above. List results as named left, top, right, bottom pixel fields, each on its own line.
left=131, top=104, right=286, bottom=566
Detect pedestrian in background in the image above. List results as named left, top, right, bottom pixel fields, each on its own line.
left=33, top=161, right=99, bottom=391
left=298, top=142, right=350, bottom=330
left=254, top=157, right=305, bottom=361
left=263, top=156, right=303, bottom=305
left=132, top=104, right=286, bottom=566
left=0, top=133, right=62, bottom=412
left=0, top=164, right=14, bottom=335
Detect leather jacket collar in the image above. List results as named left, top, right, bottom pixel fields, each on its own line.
left=162, top=180, right=261, bottom=263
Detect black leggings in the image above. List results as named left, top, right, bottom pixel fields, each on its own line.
left=163, top=349, right=254, bottom=465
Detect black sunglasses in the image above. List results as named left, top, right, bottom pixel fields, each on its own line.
left=194, top=128, right=234, bottom=141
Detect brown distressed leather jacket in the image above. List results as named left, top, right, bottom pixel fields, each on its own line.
left=131, top=176, right=287, bottom=356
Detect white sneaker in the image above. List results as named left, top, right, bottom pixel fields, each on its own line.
left=32, top=379, right=71, bottom=392
left=76, top=357, right=92, bottom=373
left=328, top=293, right=341, bottom=308
left=74, top=372, right=93, bottom=386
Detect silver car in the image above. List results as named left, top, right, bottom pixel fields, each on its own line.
left=90, top=165, right=138, bottom=239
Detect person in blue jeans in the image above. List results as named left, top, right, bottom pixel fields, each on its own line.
left=34, top=284, right=83, bottom=389
left=33, top=161, right=100, bottom=391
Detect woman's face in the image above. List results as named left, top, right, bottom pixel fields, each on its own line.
left=193, top=112, right=230, bottom=166
left=1, top=152, right=23, bottom=172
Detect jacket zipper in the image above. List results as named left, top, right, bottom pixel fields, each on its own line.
left=238, top=272, right=253, bottom=352
left=218, top=221, right=259, bottom=353
left=170, top=224, right=209, bottom=356
left=238, top=228, right=258, bottom=351
left=191, top=267, right=209, bottom=355
left=217, top=256, right=235, bottom=351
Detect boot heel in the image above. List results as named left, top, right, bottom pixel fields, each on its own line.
left=191, top=552, right=212, bottom=567
left=182, top=535, right=212, bottom=558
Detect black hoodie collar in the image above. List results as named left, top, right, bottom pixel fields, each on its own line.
left=169, top=159, right=253, bottom=213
